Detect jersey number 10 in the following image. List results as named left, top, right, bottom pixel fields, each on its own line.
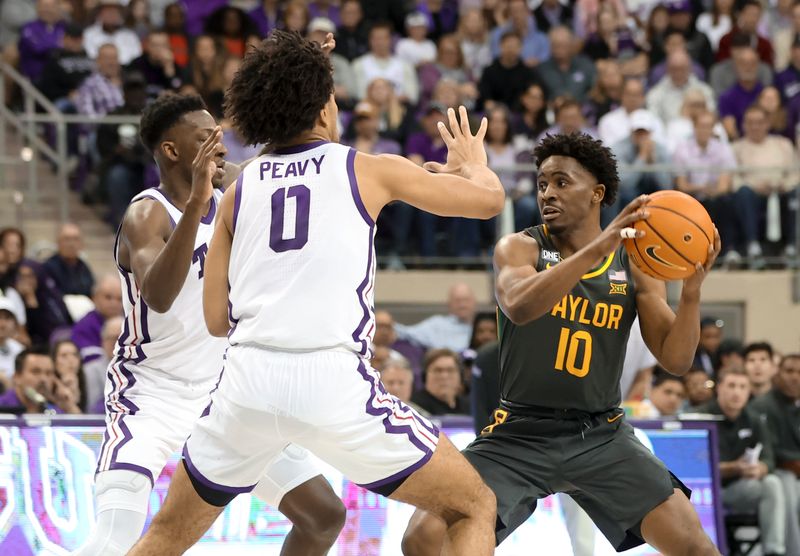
left=555, top=328, right=593, bottom=378
left=270, top=185, right=311, bottom=252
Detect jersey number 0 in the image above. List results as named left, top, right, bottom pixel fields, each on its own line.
left=270, top=185, right=311, bottom=252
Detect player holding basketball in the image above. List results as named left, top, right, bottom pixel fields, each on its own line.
left=73, top=93, right=346, bottom=556
left=127, top=31, right=504, bottom=556
left=402, top=133, right=723, bottom=555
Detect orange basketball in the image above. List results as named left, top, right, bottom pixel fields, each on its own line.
left=624, top=190, right=715, bottom=281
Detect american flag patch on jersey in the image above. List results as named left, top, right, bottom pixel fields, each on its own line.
left=608, top=269, right=627, bottom=282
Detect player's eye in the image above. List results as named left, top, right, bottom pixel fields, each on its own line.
left=537, top=182, right=548, bottom=191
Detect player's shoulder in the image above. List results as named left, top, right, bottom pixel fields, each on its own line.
left=494, top=230, right=540, bottom=268
left=120, top=194, right=172, bottom=241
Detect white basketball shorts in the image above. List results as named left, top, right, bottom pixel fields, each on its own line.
left=96, top=356, right=321, bottom=506
left=183, top=346, right=440, bottom=498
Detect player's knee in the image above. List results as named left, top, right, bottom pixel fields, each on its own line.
left=684, top=533, right=719, bottom=556
left=290, top=494, right=346, bottom=542
left=402, top=512, right=446, bottom=556
left=466, top=482, right=497, bottom=522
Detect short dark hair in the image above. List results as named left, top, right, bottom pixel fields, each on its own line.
left=0, top=227, right=25, bottom=253
left=422, top=348, right=462, bottom=383
left=500, top=30, right=521, bottom=44
left=781, top=354, right=800, bottom=368
left=139, top=93, right=207, bottom=151
left=700, top=316, right=722, bottom=329
left=744, top=341, right=773, bottom=359
left=15, top=346, right=50, bottom=375
left=369, top=20, right=394, bottom=36
left=225, top=31, right=334, bottom=146
left=533, top=133, right=620, bottom=207
left=738, top=0, right=762, bottom=13
left=652, top=368, right=683, bottom=388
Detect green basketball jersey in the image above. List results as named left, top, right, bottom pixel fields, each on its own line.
left=498, top=225, right=638, bottom=412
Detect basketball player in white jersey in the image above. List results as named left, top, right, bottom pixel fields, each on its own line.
left=74, top=93, right=345, bottom=556
left=128, top=31, right=505, bottom=556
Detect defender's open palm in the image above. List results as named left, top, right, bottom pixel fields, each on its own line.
left=191, top=126, right=222, bottom=205
left=423, top=106, right=488, bottom=176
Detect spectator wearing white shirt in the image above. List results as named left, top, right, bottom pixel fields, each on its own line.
left=0, top=298, right=24, bottom=392
left=395, top=283, right=476, bottom=353
left=620, top=317, right=657, bottom=402
left=598, top=77, right=665, bottom=147
left=646, top=50, right=715, bottom=125
left=396, top=12, right=436, bottom=68
left=353, top=20, right=419, bottom=103
left=83, top=0, right=142, bottom=64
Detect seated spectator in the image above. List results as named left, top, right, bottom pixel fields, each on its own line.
left=95, top=74, right=150, bottom=227
left=84, top=315, right=122, bottom=412
left=644, top=370, right=686, bottom=417
left=364, top=77, right=415, bottom=147
left=43, top=223, right=95, bottom=297
left=308, top=0, right=340, bottom=27
left=205, top=6, right=255, bottom=59
left=647, top=30, right=705, bottom=87
left=717, top=0, right=774, bottom=65
left=672, top=110, right=737, bottom=253
left=396, top=283, right=476, bottom=353
left=71, top=275, right=122, bottom=367
left=599, top=77, right=665, bottom=148
left=0, top=298, right=24, bottom=391
left=188, top=35, right=225, bottom=117
left=694, top=317, right=723, bottom=375
left=719, top=47, right=764, bottom=139
left=696, top=0, right=734, bottom=52
left=758, top=86, right=791, bottom=138
left=620, top=317, right=657, bottom=403
left=478, top=31, right=541, bottom=111
left=17, top=0, right=66, bottom=84
left=534, top=0, right=574, bottom=34
left=537, top=26, right=595, bottom=104
left=663, top=89, right=729, bottom=154
left=248, top=0, right=281, bottom=37
left=126, top=29, right=184, bottom=101
left=644, top=4, right=671, bottom=68
left=126, top=0, right=151, bottom=40
left=682, top=368, right=714, bottom=409
left=281, top=0, right=309, bottom=34
left=75, top=43, right=124, bottom=118
left=732, top=105, right=799, bottom=262
left=646, top=50, right=716, bottom=125
left=411, top=349, right=470, bottom=415
left=611, top=110, right=672, bottom=214
left=776, top=36, right=800, bottom=105
left=470, top=340, right=500, bottom=434
left=417, top=34, right=477, bottom=112
left=415, top=0, right=458, bottom=41
left=489, top=0, right=549, bottom=66
left=751, top=354, right=800, bottom=556
left=664, top=0, right=714, bottom=70
left=163, top=3, right=188, bottom=69
left=573, top=0, right=627, bottom=41
left=308, top=17, right=356, bottom=108
left=0, top=347, right=78, bottom=414
left=709, top=33, right=773, bottom=100
left=582, top=7, right=639, bottom=62
left=52, top=339, right=85, bottom=412
left=699, top=367, right=786, bottom=556
left=457, top=8, right=492, bottom=81
left=583, top=59, right=623, bottom=125
left=396, top=12, right=435, bottom=68
left=718, top=339, right=745, bottom=375
left=83, top=0, right=142, bottom=65
left=345, top=101, right=401, bottom=155
left=773, top=1, right=800, bottom=72
left=373, top=310, right=425, bottom=381
left=460, top=311, right=498, bottom=395
left=36, top=22, right=94, bottom=108
left=16, top=261, right=72, bottom=345
left=745, top=342, right=778, bottom=398
left=335, top=0, right=368, bottom=62
left=512, top=83, right=549, bottom=144
left=353, top=21, right=419, bottom=104
left=378, top=358, right=414, bottom=404
left=536, top=97, right=596, bottom=144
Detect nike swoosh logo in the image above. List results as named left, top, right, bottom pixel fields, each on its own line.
left=607, top=412, right=624, bottom=423
left=644, top=245, right=687, bottom=271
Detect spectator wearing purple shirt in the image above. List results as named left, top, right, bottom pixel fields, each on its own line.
left=647, top=30, right=705, bottom=87
left=249, top=0, right=282, bottom=37
left=719, top=47, right=764, bottom=139
left=182, top=0, right=227, bottom=37
left=415, top=0, right=459, bottom=41
left=75, top=43, right=123, bottom=117
left=17, top=0, right=65, bottom=83
left=0, top=348, right=76, bottom=414
left=308, top=0, right=341, bottom=28
left=775, top=37, right=800, bottom=102
left=71, top=275, right=122, bottom=366
left=672, top=110, right=738, bottom=255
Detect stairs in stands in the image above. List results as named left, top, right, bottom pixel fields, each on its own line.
left=0, top=123, right=117, bottom=278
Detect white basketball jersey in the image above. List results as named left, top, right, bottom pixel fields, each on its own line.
left=228, top=141, right=375, bottom=356
left=114, top=187, right=227, bottom=380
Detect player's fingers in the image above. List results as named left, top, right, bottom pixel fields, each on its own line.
left=437, top=121, right=455, bottom=147
left=619, top=227, right=645, bottom=239
left=196, top=127, right=220, bottom=164
left=475, top=116, right=488, bottom=142
left=201, top=128, right=223, bottom=162
left=459, top=105, right=471, bottom=137
left=620, top=194, right=650, bottom=215
left=447, top=108, right=461, bottom=140
left=423, top=161, right=445, bottom=173
left=618, top=209, right=649, bottom=228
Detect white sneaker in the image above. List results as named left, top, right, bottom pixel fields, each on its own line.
left=722, top=250, right=742, bottom=267
left=747, top=242, right=763, bottom=257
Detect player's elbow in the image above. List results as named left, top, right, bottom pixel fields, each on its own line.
left=205, top=317, right=230, bottom=337
left=502, top=300, right=538, bottom=326
left=141, top=291, right=173, bottom=314
left=480, top=188, right=506, bottom=219
left=658, top=355, right=693, bottom=377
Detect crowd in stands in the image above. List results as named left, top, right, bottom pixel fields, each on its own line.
left=1, top=0, right=799, bottom=265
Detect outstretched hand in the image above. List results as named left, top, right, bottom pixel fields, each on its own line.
left=191, top=126, right=223, bottom=206
left=590, top=195, right=650, bottom=257
left=423, top=106, right=488, bottom=176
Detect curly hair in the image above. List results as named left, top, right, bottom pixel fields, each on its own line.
left=533, top=133, right=619, bottom=207
left=224, top=30, right=334, bottom=146
left=139, top=93, right=207, bottom=152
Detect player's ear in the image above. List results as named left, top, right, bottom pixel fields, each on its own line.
left=593, top=184, right=606, bottom=205
left=161, top=140, right=179, bottom=162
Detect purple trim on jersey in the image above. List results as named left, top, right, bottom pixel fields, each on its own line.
left=200, top=194, right=217, bottom=225
left=355, top=358, right=439, bottom=456
left=346, top=148, right=374, bottom=226
left=200, top=362, right=226, bottom=419
left=272, top=140, right=328, bottom=155
left=116, top=311, right=131, bottom=358
left=112, top=223, right=129, bottom=273
left=358, top=450, right=433, bottom=492
left=351, top=228, right=376, bottom=356
left=97, top=361, right=143, bottom=479
left=106, top=462, right=154, bottom=486
left=232, top=173, right=244, bottom=234
left=182, top=444, right=257, bottom=494
left=121, top=271, right=135, bottom=307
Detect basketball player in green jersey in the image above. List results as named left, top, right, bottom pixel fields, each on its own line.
left=402, top=133, right=722, bottom=555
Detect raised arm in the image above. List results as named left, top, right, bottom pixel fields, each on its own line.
left=633, top=228, right=721, bottom=375
left=495, top=198, right=651, bottom=325
left=356, top=106, right=505, bottom=220
left=122, top=127, right=223, bottom=313
left=203, top=185, right=234, bottom=337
